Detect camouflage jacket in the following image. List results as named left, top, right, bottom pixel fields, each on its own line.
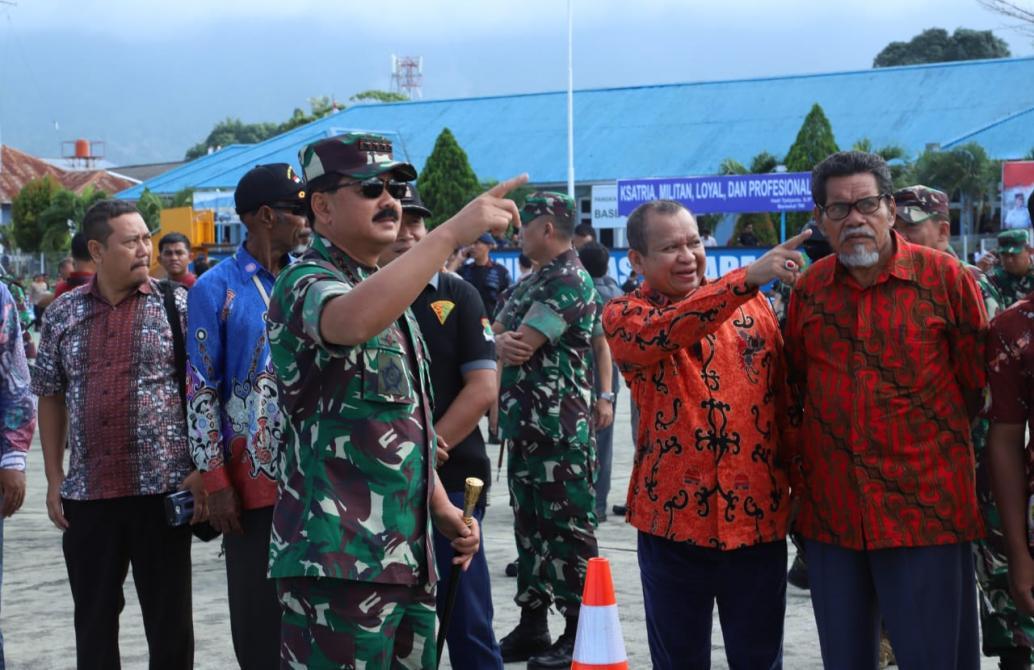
left=989, top=266, right=1034, bottom=310
left=497, top=249, right=596, bottom=448
left=945, top=247, right=1003, bottom=319
left=265, top=234, right=437, bottom=585
left=0, top=277, right=33, bottom=330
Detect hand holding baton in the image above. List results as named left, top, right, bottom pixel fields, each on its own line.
left=436, top=477, right=484, bottom=668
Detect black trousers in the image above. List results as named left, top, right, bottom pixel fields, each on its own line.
left=224, top=506, right=280, bottom=670
left=62, top=494, right=193, bottom=670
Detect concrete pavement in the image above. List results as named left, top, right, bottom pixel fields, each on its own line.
left=1, top=398, right=997, bottom=668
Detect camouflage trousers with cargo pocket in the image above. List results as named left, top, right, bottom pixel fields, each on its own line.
left=508, top=438, right=599, bottom=618
left=277, top=576, right=437, bottom=670
left=972, top=416, right=1034, bottom=659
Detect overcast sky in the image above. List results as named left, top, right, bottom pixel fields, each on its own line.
left=1, top=0, right=1030, bottom=164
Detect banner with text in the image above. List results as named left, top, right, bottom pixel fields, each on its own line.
left=492, top=247, right=767, bottom=287
left=617, top=172, right=813, bottom=216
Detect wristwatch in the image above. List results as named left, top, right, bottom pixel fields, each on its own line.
left=599, top=392, right=615, bottom=402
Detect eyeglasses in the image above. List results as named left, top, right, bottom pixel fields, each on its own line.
left=820, top=195, right=890, bottom=221
left=323, top=177, right=408, bottom=200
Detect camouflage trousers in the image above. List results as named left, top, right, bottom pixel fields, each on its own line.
left=276, top=577, right=437, bottom=670
left=973, top=416, right=1034, bottom=657
left=508, top=438, right=599, bottom=617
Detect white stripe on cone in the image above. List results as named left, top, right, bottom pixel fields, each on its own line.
left=572, top=603, right=628, bottom=665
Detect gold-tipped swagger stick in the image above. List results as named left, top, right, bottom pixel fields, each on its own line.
left=436, top=477, right=484, bottom=668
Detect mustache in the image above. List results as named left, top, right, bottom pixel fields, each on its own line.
left=373, top=208, right=399, bottom=223
left=839, top=227, right=876, bottom=243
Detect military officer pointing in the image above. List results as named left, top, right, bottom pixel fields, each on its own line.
left=266, top=132, right=525, bottom=668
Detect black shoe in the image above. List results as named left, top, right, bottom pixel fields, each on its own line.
left=505, top=559, right=518, bottom=577
left=528, top=618, right=577, bottom=669
left=611, top=504, right=627, bottom=516
left=499, top=607, right=551, bottom=663
left=787, top=554, right=809, bottom=590
left=999, top=649, right=1032, bottom=670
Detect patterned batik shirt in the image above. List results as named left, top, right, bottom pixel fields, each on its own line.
left=990, top=266, right=1034, bottom=309
left=31, top=277, right=193, bottom=500
left=785, top=233, right=988, bottom=550
left=987, top=293, right=1034, bottom=495
left=0, top=283, right=36, bottom=471
left=186, top=243, right=287, bottom=510
left=266, top=234, right=436, bottom=585
left=603, top=268, right=792, bottom=548
left=497, top=249, right=596, bottom=449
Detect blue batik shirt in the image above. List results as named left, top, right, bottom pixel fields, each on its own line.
left=185, top=243, right=288, bottom=509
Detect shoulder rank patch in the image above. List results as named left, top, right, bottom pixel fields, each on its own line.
left=481, top=317, right=495, bottom=342
left=430, top=300, right=455, bottom=325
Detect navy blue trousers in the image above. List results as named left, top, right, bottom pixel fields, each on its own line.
left=806, top=539, right=980, bottom=670
left=638, top=532, right=786, bottom=670
left=433, top=491, right=503, bottom=670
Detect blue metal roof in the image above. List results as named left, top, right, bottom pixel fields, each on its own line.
left=119, top=56, right=1034, bottom=199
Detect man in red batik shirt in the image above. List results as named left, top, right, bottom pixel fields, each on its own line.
left=602, top=199, right=807, bottom=669
left=785, top=151, right=988, bottom=670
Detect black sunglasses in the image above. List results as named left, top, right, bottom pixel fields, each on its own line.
left=323, top=177, right=408, bottom=200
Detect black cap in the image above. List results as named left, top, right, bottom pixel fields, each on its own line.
left=234, top=163, right=306, bottom=215
left=400, top=183, right=432, bottom=218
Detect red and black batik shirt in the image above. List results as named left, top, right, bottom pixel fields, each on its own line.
left=785, top=233, right=988, bottom=550
left=602, top=268, right=792, bottom=550
left=987, top=293, right=1034, bottom=496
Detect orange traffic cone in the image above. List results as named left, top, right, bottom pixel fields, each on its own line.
left=571, top=557, right=628, bottom=670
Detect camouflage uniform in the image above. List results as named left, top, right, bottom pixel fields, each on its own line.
left=989, top=229, right=1034, bottom=307
left=497, top=193, right=598, bottom=617
left=0, top=276, right=35, bottom=358
left=267, top=134, right=438, bottom=669
left=896, top=186, right=1034, bottom=660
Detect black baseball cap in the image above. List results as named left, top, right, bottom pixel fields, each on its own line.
left=401, top=183, right=432, bottom=218
left=235, top=163, right=306, bottom=215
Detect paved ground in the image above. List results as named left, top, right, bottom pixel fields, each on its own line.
left=1, top=399, right=998, bottom=668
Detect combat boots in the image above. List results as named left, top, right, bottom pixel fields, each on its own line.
left=498, top=606, right=551, bottom=663
left=527, top=615, right=578, bottom=669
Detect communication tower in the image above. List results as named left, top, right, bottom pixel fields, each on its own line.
left=390, top=55, right=423, bottom=100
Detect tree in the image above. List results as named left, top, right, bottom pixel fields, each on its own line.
left=185, top=91, right=402, bottom=159
left=419, top=128, right=483, bottom=229
left=785, top=104, right=839, bottom=172
left=137, top=188, right=163, bottom=232
left=37, top=186, right=107, bottom=253
left=873, top=27, right=1010, bottom=68
left=729, top=213, right=778, bottom=247
left=184, top=118, right=279, bottom=160
left=10, top=176, right=60, bottom=252
left=852, top=139, right=910, bottom=186
left=170, top=187, right=195, bottom=208
left=784, top=104, right=839, bottom=235
left=749, top=151, right=780, bottom=175
left=350, top=90, right=409, bottom=103
left=909, top=142, right=999, bottom=232
left=978, top=1, right=1034, bottom=38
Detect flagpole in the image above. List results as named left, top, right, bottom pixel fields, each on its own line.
left=566, top=0, right=575, bottom=198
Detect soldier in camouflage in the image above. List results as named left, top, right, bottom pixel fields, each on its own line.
left=494, top=192, right=600, bottom=669
left=266, top=132, right=525, bottom=669
left=0, top=274, right=35, bottom=359
left=894, top=186, right=1032, bottom=669
left=990, top=229, right=1034, bottom=308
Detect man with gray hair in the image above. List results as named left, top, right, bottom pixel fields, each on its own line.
left=785, top=152, right=989, bottom=669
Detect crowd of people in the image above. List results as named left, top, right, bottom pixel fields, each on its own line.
left=0, top=137, right=1031, bottom=670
